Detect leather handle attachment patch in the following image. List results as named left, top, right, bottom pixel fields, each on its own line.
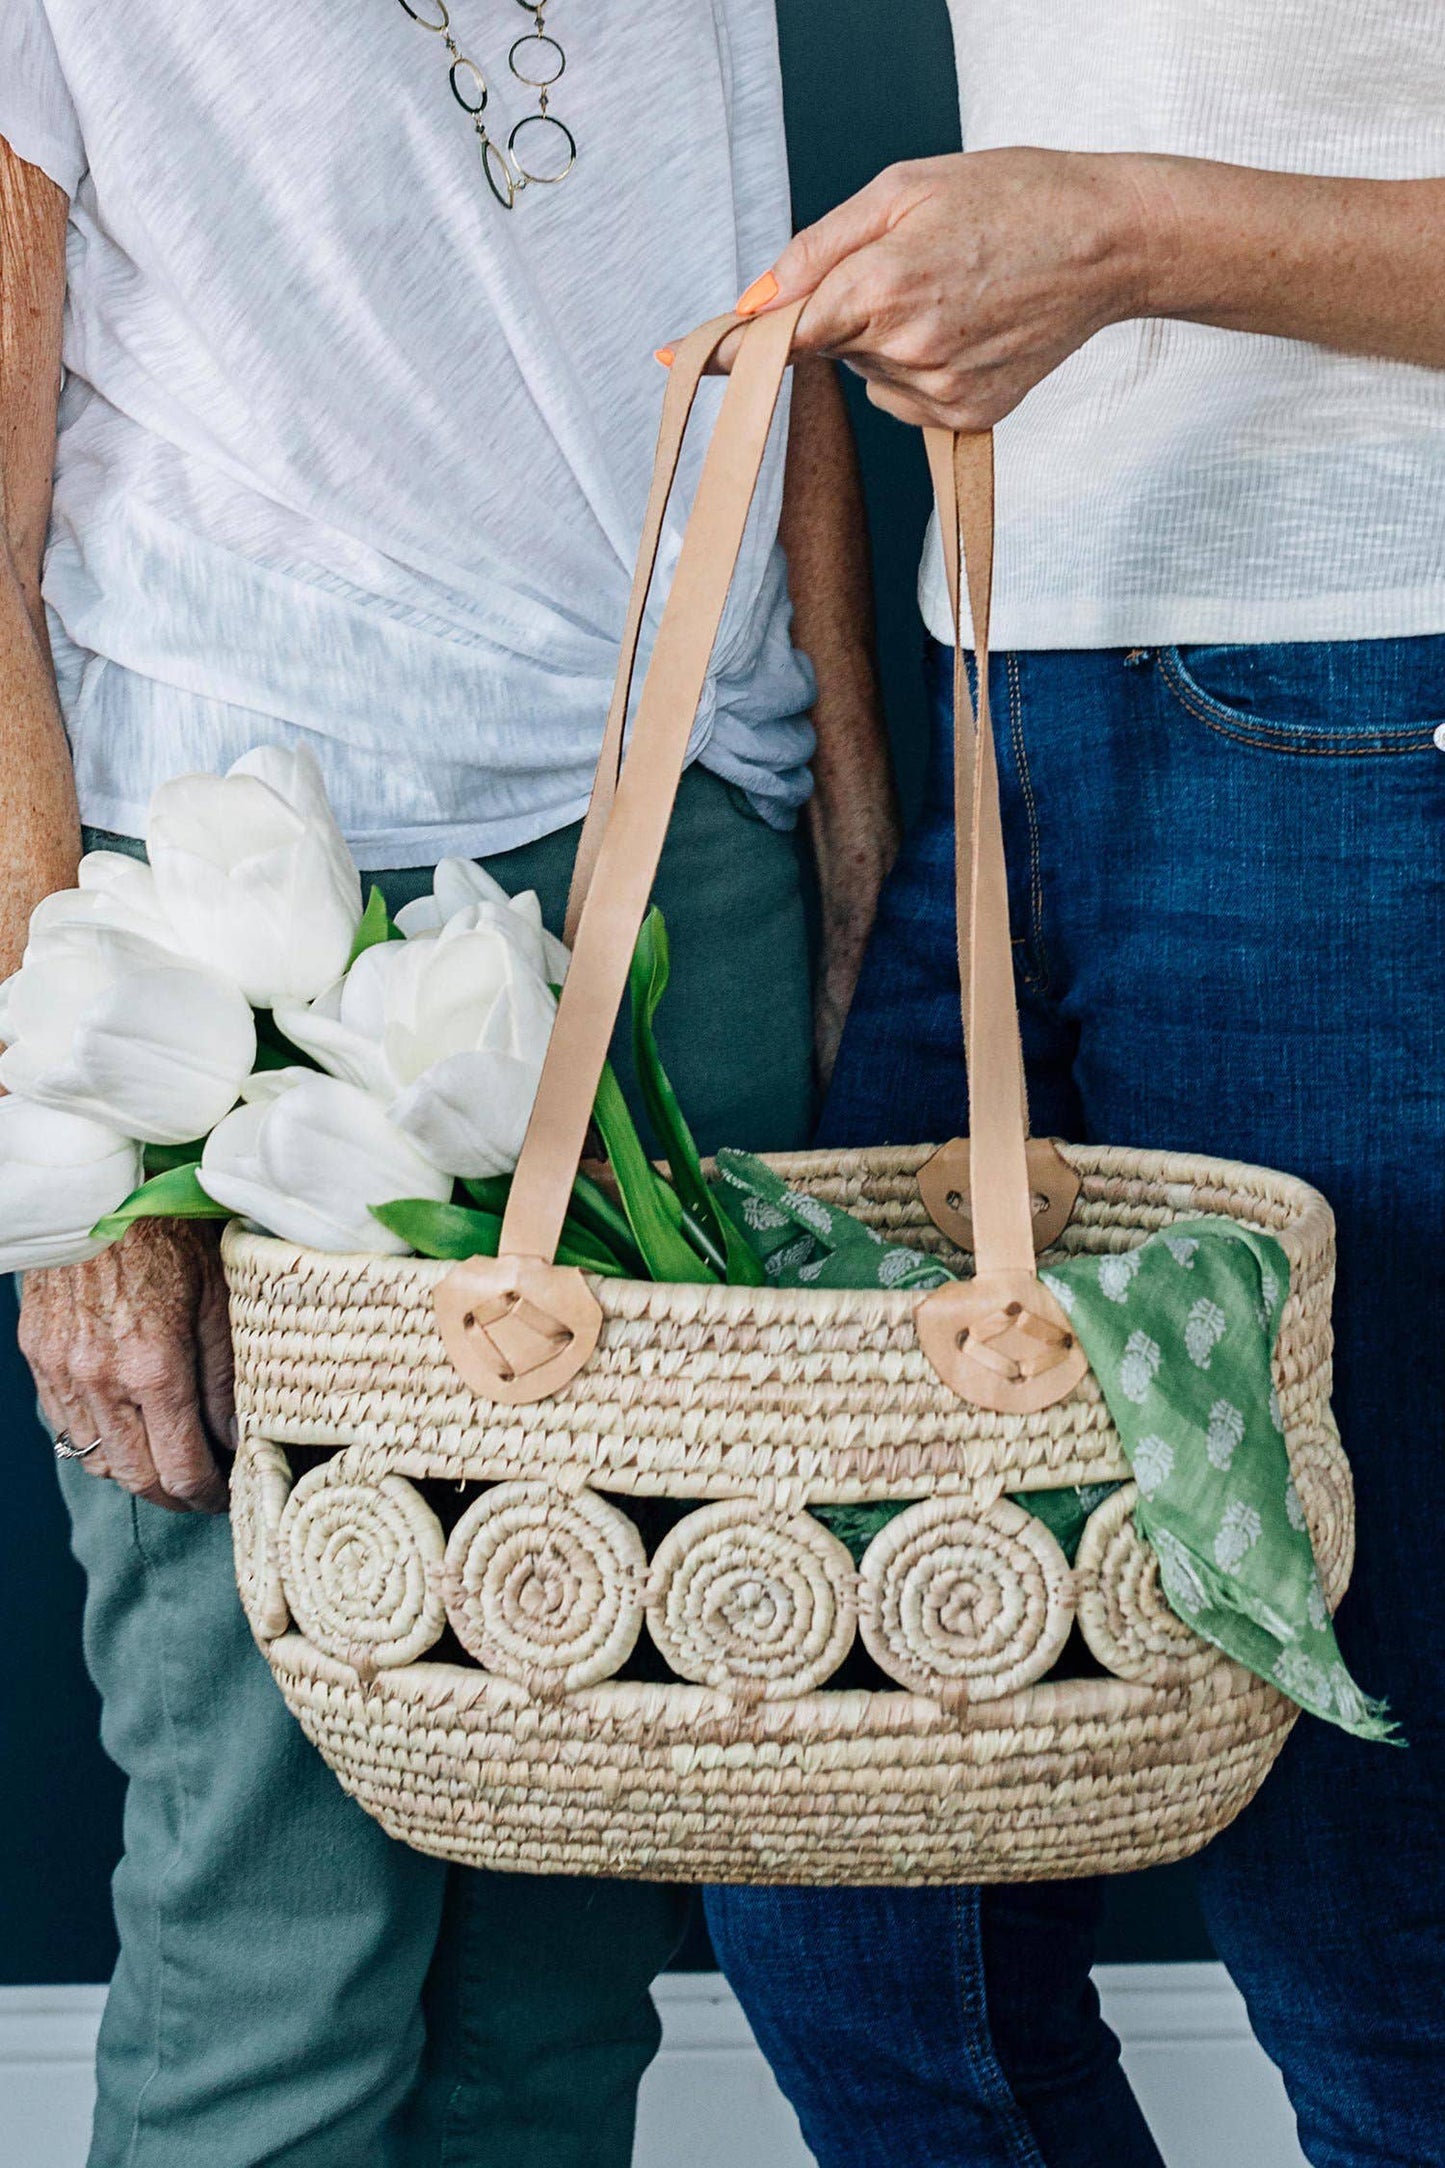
left=918, top=1136, right=1081, bottom=1258
left=435, top=1257, right=603, bottom=1406
left=915, top=1268, right=1088, bottom=1415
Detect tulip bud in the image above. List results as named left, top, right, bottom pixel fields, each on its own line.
left=0, top=1099, right=143, bottom=1272
left=0, top=925, right=256, bottom=1145
left=198, top=1070, right=452, bottom=1252
left=147, top=744, right=362, bottom=1008
left=274, top=915, right=558, bottom=1181
left=393, top=858, right=570, bottom=983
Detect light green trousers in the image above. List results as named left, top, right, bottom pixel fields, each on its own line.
left=64, top=766, right=813, bottom=2168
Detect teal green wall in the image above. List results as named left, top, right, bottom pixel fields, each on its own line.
left=1, top=1281, right=126, bottom=1982
left=0, top=0, right=1208, bottom=1985
left=776, top=0, right=963, bottom=819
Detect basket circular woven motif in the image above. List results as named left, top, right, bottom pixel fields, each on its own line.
left=1073, top=1484, right=1221, bottom=1689
left=225, top=1139, right=1346, bottom=1885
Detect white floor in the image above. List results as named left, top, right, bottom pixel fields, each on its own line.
left=2, top=1965, right=1306, bottom=2168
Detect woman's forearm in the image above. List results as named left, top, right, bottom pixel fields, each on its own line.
left=736, top=148, right=1445, bottom=433
left=1132, top=158, right=1445, bottom=370
left=780, top=358, right=898, bottom=1080
left=782, top=357, right=896, bottom=876
left=0, top=142, right=80, bottom=982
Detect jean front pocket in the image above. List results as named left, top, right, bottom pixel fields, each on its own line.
left=1158, top=637, right=1445, bottom=757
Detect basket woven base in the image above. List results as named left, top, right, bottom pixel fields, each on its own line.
left=265, top=1636, right=1295, bottom=1885
left=227, top=1141, right=1341, bottom=1886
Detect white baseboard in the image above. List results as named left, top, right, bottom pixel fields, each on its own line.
left=0, top=1986, right=104, bottom=2168
left=1, top=1965, right=1304, bottom=2168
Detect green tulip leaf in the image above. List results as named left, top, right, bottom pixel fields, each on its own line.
left=563, top=1170, right=648, bottom=1278
left=677, top=1201, right=729, bottom=1276
left=592, top=1056, right=718, bottom=1284
left=553, top=1231, right=632, bottom=1277
left=461, top=1174, right=513, bottom=1217
left=91, top=1163, right=231, bottom=1240
left=371, top=1198, right=627, bottom=1277
left=628, top=908, right=764, bottom=1286
left=461, top=1171, right=644, bottom=1278
left=371, top=1198, right=503, bottom=1260
left=142, top=1140, right=207, bottom=1176
left=554, top=1229, right=632, bottom=1277
left=347, top=884, right=405, bottom=966
left=630, top=1156, right=726, bottom=1274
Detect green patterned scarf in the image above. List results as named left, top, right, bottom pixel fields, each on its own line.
left=713, top=1152, right=1395, bottom=1742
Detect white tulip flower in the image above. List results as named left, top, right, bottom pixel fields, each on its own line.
left=393, top=857, right=571, bottom=983
left=24, top=852, right=177, bottom=952
left=0, top=925, right=256, bottom=1145
left=198, top=1070, right=452, bottom=1253
left=147, top=744, right=362, bottom=1008
left=274, top=914, right=558, bottom=1179
left=0, top=1100, right=143, bottom=1272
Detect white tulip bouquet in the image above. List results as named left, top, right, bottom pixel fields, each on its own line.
left=0, top=745, right=765, bottom=1288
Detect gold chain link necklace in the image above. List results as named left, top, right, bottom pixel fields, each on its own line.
left=396, top=0, right=576, bottom=211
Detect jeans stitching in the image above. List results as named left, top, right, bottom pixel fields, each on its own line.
left=1005, top=652, right=1052, bottom=993
left=950, top=1888, right=1050, bottom=2167
left=1158, top=649, right=1438, bottom=755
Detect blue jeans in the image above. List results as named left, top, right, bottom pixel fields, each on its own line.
left=706, top=638, right=1445, bottom=2168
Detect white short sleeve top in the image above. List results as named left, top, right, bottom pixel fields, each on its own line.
left=0, top=1, right=815, bottom=865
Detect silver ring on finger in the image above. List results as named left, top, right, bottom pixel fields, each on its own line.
left=54, top=1430, right=106, bottom=1462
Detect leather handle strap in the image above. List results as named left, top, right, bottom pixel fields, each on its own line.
left=924, top=424, right=1033, bottom=1134
left=923, top=429, right=1036, bottom=1277
left=921, top=431, right=975, bottom=1036
left=909, top=431, right=1085, bottom=1412
left=505, top=313, right=1035, bottom=1288
left=501, top=302, right=805, bottom=1265
left=564, top=314, right=742, bottom=946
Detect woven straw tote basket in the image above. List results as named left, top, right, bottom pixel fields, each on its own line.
left=225, top=308, right=1350, bottom=1885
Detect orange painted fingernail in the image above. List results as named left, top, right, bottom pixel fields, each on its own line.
left=736, top=271, right=779, bottom=318
left=654, top=347, right=675, bottom=367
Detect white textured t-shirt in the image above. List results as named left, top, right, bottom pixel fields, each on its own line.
left=1, top=1, right=814, bottom=866
left=922, top=1, right=1445, bottom=650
